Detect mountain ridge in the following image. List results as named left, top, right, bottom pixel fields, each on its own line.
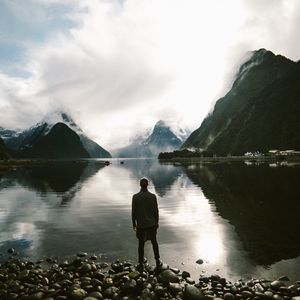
left=183, top=49, right=300, bottom=155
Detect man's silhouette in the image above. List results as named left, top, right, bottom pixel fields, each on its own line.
left=132, top=177, right=161, bottom=268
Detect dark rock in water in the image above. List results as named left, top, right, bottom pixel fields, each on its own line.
left=182, top=271, right=191, bottom=279
left=158, top=269, right=180, bottom=284
left=278, top=276, right=290, bottom=281
left=77, top=252, right=88, bottom=257
left=211, top=274, right=221, bottom=281
left=128, top=270, right=140, bottom=280
left=103, top=286, right=119, bottom=298
left=264, top=291, right=273, bottom=298
left=241, top=290, right=253, bottom=298
left=196, top=259, right=204, bottom=265
left=273, top=294, right=284, bottom=300
left=184, top=285, right=205, bottom=300
left=7, top=248, right=15, bottom=254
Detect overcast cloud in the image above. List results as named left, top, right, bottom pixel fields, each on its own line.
left=0, top=0, right=299, bottom=149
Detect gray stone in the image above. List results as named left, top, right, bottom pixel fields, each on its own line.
left=27, top=292, right=44, bottom=300
left=241, top=290, right=253, bottom=298
left=278, top=276, right=290, bottom=282
left=87, top=291, right=103, bottom=299
left=70, top=288, right=88, bottom=300
left=159, top=270, right=179, bottom=284
left=122, top=279, right=137, bottom=293
left=77, top=252, right=88, bottom=257
left=186, top=277, right=195, bottom=284
left=184, top=285, right=205, bottom=300
left=264, top=291, right=273, bottom=298
left=254, top=283, right=264, bottom=293
left=168, top=283, right=183, bottom=295
left=83, top=298, right=98, bottom=300
left=140, top=288, right=155, bottom=300
left=224, top=293, right=235, bottom=300
left=271, top=281, right=285, bottom=291
left=154, top=285, right=165, bottom=297
left=196, top=259, right=204, bottom=265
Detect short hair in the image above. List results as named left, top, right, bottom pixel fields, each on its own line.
left=140, top=177, right=149, bottom=185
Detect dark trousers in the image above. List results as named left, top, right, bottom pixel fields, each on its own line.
left=136, top=226, right=160, bottom=264
left=138, top=236, right=160, bottom=264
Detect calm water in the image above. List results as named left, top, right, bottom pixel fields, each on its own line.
left=0, top=159, right=300, bottom=281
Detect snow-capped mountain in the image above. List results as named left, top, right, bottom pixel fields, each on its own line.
left=0, top=112, right=111, bottom=158
left=113, top=120, right=187, bottom=158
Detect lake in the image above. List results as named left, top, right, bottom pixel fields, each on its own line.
left=0, top=159, right=299, bottom=281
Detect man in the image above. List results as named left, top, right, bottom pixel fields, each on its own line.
left=131, top=177, right=162, bottom=269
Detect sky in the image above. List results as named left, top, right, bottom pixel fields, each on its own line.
left=0, top=0, right=300, bottom=150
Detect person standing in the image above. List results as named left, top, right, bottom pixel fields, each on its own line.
left=131, top=177, right=162, bottom=269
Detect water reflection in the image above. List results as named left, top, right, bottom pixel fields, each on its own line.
left=0, top=159, right=299, bottom=281
left=179, top=162, right=300, bottom=266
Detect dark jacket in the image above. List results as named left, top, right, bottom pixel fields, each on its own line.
left=132, top=189, right=159, bottom=229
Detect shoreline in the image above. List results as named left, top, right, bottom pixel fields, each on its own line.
left=0, top=252, right=299, bottom=300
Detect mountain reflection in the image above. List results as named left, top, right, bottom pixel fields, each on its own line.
left=120, top=159, right=182, bottom=197
left=0, top=161, right=106, bottom=204
left=179, top=162, right=300, bottom=266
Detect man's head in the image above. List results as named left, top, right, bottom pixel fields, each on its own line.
left=140, top=177, right=149, bottom=189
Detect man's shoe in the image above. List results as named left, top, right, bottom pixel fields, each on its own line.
left=155, top=259, right=163, bottom=268
left=136, top=263, right=144, bottom=272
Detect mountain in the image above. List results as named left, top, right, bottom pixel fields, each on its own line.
left=16, top=123, right=90, bottom=159
left=114, top=120, right=186, bottom=157
left=0, top=112, right=111, bottom=158
left=0, top=137, right=10, bottom=160
left=183, top=49, right=300, bottom=155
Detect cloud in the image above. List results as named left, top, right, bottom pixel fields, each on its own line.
left=0, top=0, right=300, bottom=149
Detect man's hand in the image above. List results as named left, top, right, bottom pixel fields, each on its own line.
left=133, top=226, right=137, bottom=231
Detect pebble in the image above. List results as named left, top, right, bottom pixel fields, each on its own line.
left=0, top=255, right=299, bottom=300
left=196, top=259, right=204, bottom=265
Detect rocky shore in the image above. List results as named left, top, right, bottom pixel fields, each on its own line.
left=0, top=251, right=299, bottom=300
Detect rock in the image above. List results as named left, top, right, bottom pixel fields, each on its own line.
left=87, top=291, right=103, bottom=299
left=18, top=269, right=30, bottom=279
left=196, top=259, right=204, bottom=265
left=271, top=281, right=285, bottom=291
left=128, top=270, right=140, bottom=280
left=103, top=286, right=119, bottom=298
left=292, top=297, right=300, bottom=300
left=186, top=277, right=195, bottom=284
left=273, top=295, right=284, bottom=300
left=278, top=276, right=290, bottom=281
left=90, top=255, right=98, bottom=261
left=170, top=267, right=180, bottom=274
left=184, top=285, right=205, bottom=300
left=77, top=252, right=88, bottom=257
left=122, top=279, right=137, bottom=294
left=264, top=291, right=273, bottom=298
left=41, top=277, right=49, bottom=285
left=168, top=283, right=183, bottom=295
left=80, top=263, right=92, bottom=273
left=224, top=292, right=235, bottom=300
left=140, top=288, right=155, bottom=300
left=182, top=271, right=191, bottom=279
left=8, top=248, right=15, bottom=254
left=83, top=298, right=98, bottom=300
left=70, top=288, right=88, bottom=300
left=154, top=285, right=165, bottom=297
left=241, top=290, right=253, bottom=298
left=211, top=274, right=221, bottom=282
left=158, top=269, right=179, bottom=284
left=99, top=262, right=109, bottom=268
left=254, top=283, right=265, bottom=293
left=27, top=292, right=44, bottom=300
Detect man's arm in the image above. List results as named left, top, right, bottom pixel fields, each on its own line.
left=131, top=196, right=137, bottom=229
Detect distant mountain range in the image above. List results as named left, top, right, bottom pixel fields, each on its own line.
left=113, top=120, right=188, bottom=157
left=183, top=49, right=300, bottom=155
left=0, top=112, right=111, bottom=159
